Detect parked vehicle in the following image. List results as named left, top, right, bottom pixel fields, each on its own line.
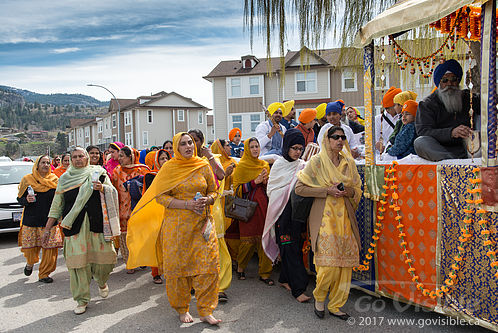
left=0, top=161, right=33, bottom=233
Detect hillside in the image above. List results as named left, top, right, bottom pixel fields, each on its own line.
left=0, top=85, right=107, bottom=107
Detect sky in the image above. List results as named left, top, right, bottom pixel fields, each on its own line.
left=0, top=0, right=336, bottom=109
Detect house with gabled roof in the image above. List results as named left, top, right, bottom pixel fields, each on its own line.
left=70, top=91, right=209, bottom=150
left=203, top=45, right=447, bottom=139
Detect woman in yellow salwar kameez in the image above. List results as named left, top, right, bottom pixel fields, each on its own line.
left=295, top=126, right=362, bottom=320
left=126, top=132, right=221, bottom=325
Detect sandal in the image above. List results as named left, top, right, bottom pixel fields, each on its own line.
left=259, top=277, right=274, bottom=286
left=236, top=271, right=246, bottom=280
left=152, top=275, right=163, bottom=284
left=218, top=292, right=228, bottom=302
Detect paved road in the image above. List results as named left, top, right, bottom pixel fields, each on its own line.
left=0, top=232, right=492, bottom=332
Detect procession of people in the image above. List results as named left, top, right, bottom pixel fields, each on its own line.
left=15, top=59, right=479, bottom=325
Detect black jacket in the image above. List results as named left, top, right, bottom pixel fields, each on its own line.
left=18, top=189, right=56, bottom=227
left=61, top=186, right=104, bottom=237
left=415, top=89, right=480, bottom=148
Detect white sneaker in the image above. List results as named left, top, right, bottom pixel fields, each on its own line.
left=98, top=284, right=109, bottom=298
left=74, top=303, right=87, bottom=315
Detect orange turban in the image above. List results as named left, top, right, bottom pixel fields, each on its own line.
left=229, top=128, right=241, bottom=141
left=298, top=108, right=317, bottom=124
left=382, top=87, right=402, bottom=108
left=402, top=100, right=418, bottom=117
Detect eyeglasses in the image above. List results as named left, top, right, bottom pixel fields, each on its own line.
left=289, top=146, right=304, bottom=151
left=440, top=76, right=458, bottom=84
left=328, top=134, right=347, bottom=140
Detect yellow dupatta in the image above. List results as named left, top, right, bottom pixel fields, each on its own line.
left=126, top=133, right=209, bottom=268
left=232, top=138, right=270, bottom=193
left=18, top=156, right=58, bottom=197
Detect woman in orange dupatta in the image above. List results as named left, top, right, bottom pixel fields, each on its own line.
left=126, top=133, right=221, bottom=325
left=53, top=153, right=70, bottom=178
left=111, top=146, right=149, bottom=273
left=143, top=149, right=170, bottom=283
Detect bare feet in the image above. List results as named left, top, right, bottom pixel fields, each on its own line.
left=126, top=269, right=135, bottom=274
left=200, top=314, right=221, bottom=325
left=296, top=293, right=311, bottom=303
left=179, top=312, right=194, bottom=323
left=280, top=283, right=291, bottom=291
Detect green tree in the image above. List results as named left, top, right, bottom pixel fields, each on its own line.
left=5, top=141, right=20, bottom=158
left=56, top=132, right=68, bottom=152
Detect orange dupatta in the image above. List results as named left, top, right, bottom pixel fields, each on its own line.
left=126, top=133, right=209, bottom=268
left=18, top=156, right=58, bottom=197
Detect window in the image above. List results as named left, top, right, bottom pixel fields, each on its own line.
left=97, top=138, right=101, bottom=144
left=232, top=115, right=242, bottom=129
left=249, top=77, right=260, bottom=95
left=147, top=110, right=153, bottom=124
left=84, top=127, right=90, bottom=138
left=231, top=78, right=241, bottom=97
left=112, top=114, right=116, bottom=128
left=78, top=129, right=83, bottom=138
left=125, top=132, right=132, bottom=146
left=98, top=121, right=103, bottom=133
left=142, top=131, right=149, bottom=146
left=198, top=111, right=203, bottom=124
left=112, top=134, right=117, bottom=142
left=296, top=71, right=317, bottom=93
left=177, top=109, right=185, bottom=122
left=250, top=114, right=261, bottom=132
left=342, top=68, right=357, bottom=92
left=124, top=111, right=131, bottom=126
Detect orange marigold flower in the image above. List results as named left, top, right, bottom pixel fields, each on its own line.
left=374, top=229, right=381, bottom=234
left=436, top=290, right=444, bottom=297
left=401, top=241, right=407, bottom=247
left=392, top=193, right=399, bottom=200
left=405, top=259, right=413, bottom=264
left=370, top=242, right=376, bottom=248
left=451, top=264, right=459, bottom=270
left=454, top=256, right=462, bottom=262
left=366, top=254, right=372, bottom=260
left=411, top=275, right=419, bottom=282
left=472, top=167, right=480, bottom=173
left=392, top=161, right=399, bottom=165
left=375, top=223, right=382, bottom=228
left=408, top=268, right=416, bottom=273
left=484, top=240, right=493, bottom=246
left=382, top=193, right=388, bottom=197
left=445, top=279, right=454, bottom=286
left=399, top=232, right=406, bottom=238
left=463, top=218, right=472, bottom=224
left=380, top=200, right=387, bottom=205
left=394, top=206, right=401, bottom=211
left=363, top=260, right=369, bottom=265
left=395, top=216, right=403, bottom=221
left=379, top=207, right=386, bottom=212
left=495, top=271, right=498, bottom=278
left=382, top=185, right=389, bottom=189
left=396, top=223, right=404, bottom=229
left=384, top=177, right=389, bottom=181
left=490, top=261, right=498, bottom=268
left=423, top=289, right=430, bottom=296
left=465, top=199, right=474, bottom=204
left=477, top=209, right=487, bottom=214
left=377, top=216, right=384, bottom=221
left=486, top=251, right=496, bottom=257
left=463, top=209, right=473, bottom=214
left=430, top=291, right=437, bottom=299
left=416, top=283, right=424, bottom=289
left=449, top=273, right=457, bottom=280
left=441, top=286, right=449, bottom=292
left=479, top=220, right=488, bottom=226
left=402, top=249, right=410, bottom=255
left=390, top=185, right=398, bottom=190
left=372, top=235, right=379, bottom=240
left=368, top=248, right=375, bottom=254
left=458, top=236, right=468, bottom=242
left=475, top=199, right=483, bottom=204
left=482, top=230, right=491, bottom=236
left=391, top=177, right=398, bottom=181
left=457, top=246, right=464, bottom=252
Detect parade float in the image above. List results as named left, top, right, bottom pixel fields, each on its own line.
left=348, top=0, right=498, bottom=330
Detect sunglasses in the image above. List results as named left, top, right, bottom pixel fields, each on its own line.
left=289, top=146, right=304, bottom=151
left=329, top=134, right=347, bottom=140
left=440, top=76, right=458, bottom=84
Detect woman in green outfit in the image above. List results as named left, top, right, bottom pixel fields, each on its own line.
left=42, top=147, right=120, bottom=315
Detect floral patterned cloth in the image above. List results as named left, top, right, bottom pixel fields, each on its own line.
left=19, top=225, right=63, bottom=249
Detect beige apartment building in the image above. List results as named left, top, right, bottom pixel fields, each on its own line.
left=204, top=47, right=443, bottom=139
left=69, top=91, right=210, bottom=150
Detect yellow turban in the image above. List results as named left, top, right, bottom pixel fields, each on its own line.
left=283, top=100, right=295, bottom=117
left=268, top=102, right=286, bottom=116
left=316, top=103, right=327, bottom=119
left=393, top=91, right=418, bottom=106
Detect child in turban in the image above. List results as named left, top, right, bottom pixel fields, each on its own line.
left=386, top=100, right=418, bottom=159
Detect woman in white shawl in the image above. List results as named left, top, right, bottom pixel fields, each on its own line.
left=262, top=129, right=311, bottom=302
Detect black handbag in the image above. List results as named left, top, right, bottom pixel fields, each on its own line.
left=224, top=185, right=258, bottom=222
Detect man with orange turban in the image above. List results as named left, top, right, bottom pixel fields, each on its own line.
left=375, top=87, right=402, bottom=153
left=385, top=100, right=418, bottom=159
left=297, top=108, right=317, bottom=147
left=228, top=128, right=244, bottom=158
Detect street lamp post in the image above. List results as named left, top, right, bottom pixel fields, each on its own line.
left=87, top=84, right=121, bottom=143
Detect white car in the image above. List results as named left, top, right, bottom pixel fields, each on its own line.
left=0, top=161, right=34, bottom=233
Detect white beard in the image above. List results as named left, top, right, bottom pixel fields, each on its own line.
left=436, top=86, right=463, bottom=114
